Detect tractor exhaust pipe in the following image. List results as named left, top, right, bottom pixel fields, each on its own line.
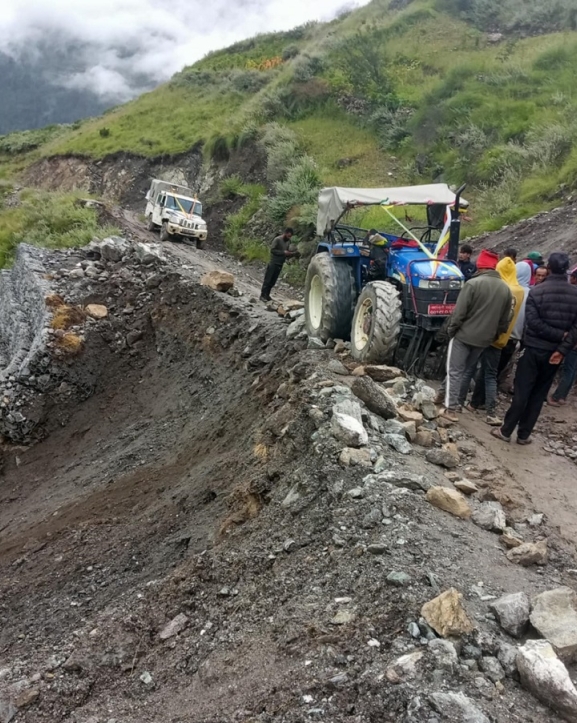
left=448, top=184, right=466, bottom=262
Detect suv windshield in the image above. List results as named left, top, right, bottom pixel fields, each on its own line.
left=165, top=195, right=202, bottom=216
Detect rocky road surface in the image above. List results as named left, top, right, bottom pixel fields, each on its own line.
left=1, top=222, right=577, bottom=723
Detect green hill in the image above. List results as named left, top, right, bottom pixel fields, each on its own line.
left=2, top=0, right=577, bottom=263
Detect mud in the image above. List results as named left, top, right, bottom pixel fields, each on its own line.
left=1, top=229, right=577, bottom=722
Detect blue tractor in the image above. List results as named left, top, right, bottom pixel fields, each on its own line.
left=304, top=184, right=468, bottom=374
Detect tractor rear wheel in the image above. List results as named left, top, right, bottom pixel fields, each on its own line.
left=351, top=281, right=402, bottom=363
left=304, top=254, right=355, bottom=342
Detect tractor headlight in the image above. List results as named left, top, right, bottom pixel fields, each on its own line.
left=449, top=279, right=463, bottom=289
left=419, top=279, right=441, bottom=289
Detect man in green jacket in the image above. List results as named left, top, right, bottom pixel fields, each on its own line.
left=437, top=249, right=513, bottom=420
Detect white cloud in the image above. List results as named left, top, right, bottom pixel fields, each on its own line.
left=0, top=0, right=368, bottom=100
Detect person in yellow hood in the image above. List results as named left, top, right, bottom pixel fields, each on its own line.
left=466, top=257, right=525, bottom=425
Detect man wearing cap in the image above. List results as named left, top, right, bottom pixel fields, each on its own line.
left=523, top=251, right=545, bottom=285
left=437, top=249, right=513, bottom=421
left=493, top=252, right=577, bottom=444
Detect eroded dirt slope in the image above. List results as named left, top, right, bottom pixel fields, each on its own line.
left=0, top=236, right=576, bottom=723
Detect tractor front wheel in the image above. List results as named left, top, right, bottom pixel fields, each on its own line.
left=304, top=254, right=355, bottom=342
left=351, top=281, right=402, bottom=364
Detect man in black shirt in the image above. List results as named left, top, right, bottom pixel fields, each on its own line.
left=458, top=244, right=477, bottom=282
left=260, top=228, right=298, bottom=302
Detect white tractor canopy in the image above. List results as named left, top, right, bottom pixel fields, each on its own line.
left=316, top=184, right=469, bottom=237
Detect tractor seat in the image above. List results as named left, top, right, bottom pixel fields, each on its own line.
left=390, top=238, right=420, bottom=249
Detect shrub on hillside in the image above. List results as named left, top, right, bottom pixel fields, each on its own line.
left=292, top=54, right=325, bottom=83
left=370, top=106, right=413, bottom=149
left=282, top=44, right=300, bottom=61
left=229, top=69, right=270, bottom=93
left=0, top=191, right=118, bottom=267
left=266, top=156, right=321, bottom=225
left=0, top=126, right=68, bottom=155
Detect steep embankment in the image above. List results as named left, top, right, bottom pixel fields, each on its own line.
left=1, top=236, right=577, bottom=722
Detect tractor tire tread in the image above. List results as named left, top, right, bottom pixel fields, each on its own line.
left=305, top=254, right=355, bottom=341
left=351, top=281, right=402, bottom=364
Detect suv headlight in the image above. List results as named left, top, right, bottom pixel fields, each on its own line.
left=419, top=279, right=441, bottom=289
left=449, top=279, right=463, bottom=289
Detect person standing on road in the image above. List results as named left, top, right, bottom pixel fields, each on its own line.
left=437, top=249, right=513, bottom=421
left=467, top=257, right=524, bottom=425
left=260, top=227, right=298, bottom=302
left=549, top=271, right=577, bottom=406
left=458, top=244, right=477, bottom=282
left=523, top=251, right=545, bottom=285
left=535, top=266, right=548, bottom=284
left=497, top=260, right=532, bottom=392
left=492, top=252, right=577, bottom=445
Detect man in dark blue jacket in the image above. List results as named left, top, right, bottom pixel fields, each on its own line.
left=492, top=252, right=577, bottom=445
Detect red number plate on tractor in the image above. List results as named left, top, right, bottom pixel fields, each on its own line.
left=428, top=303, right=456, bottom=316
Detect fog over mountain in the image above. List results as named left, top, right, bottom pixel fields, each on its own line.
left=0, top=0, right=363, bottom=134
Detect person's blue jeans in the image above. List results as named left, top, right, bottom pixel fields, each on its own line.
left=552, top=349, right=577, bottom=402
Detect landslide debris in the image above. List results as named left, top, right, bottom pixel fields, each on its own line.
left=0, top=239, right=576, bottom=722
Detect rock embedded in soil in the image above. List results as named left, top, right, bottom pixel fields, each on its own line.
left=339, top=447, right=373, bottom=468
left=327, top=359, right=349, bottom=375
left=351, top=377, right=397, bottom=420
left=159, top=613, right=189, bottom=641
left=85, top=303, right=108, bottom=319
left=426, top=444, right=460, bottom=469
left=428, top=638, right=458, bottom=669
left=472, top=501, right=507, bottom=532
left=373, top=470, right=430, bottom=492
left=364, top=364, right=403, bottom=382
left=454, top=479, right=479, bottom=495
left=506, top=538, right=548, bottom=566
left=386, top=571, right=411, bottom=587
left=286, top=317, right=305, bottom=339
left=429, top=691, right=489, bottom=723
left=530, top=587, right=577, bottom=662
left=516, top=640, right=577, bottom=722
left=479, top=655, right=506, bottom=682
left=397, top=406, right=424, bottom=426
left=426, top=486, right=472, bottom=519
left=332, top=609, right=355, bottom=625
left=490, top=592, right=530, bottom=638
left=200, top=270, right=235, bottom=292
left=0, top=699, right=17, bottom=723
left=500, top=527, right=523, bottom=548
left=385, top=651, right=424, bottom=684
left=331, top=412, right=368, bottom=448
left=384, top=433, right=412, bottom=455
left=414, top=430, right=434, bottom=447
left=421, top=587, right=474, bottom=637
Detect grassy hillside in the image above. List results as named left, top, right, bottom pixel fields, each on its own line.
left=2, top=0, right=577, bottom=262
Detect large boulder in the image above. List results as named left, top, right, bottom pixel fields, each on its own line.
left=517, top=640, right=577, bottom=722
left=201, top=270, right=235, bottom=292
left=472, top=501, right=507, bottom=533
left=331, top=412, right=368, bottom=448
left=421, top=588, right=474, bottom=638
left=490, top=592, right=530, bottom=638
left=351, top=377, right=397, bottom=420
left=430, top=692, right=489, bottom=723
left=507, top=539, right=548, bottom=566
left=426, top=486, right=472, bottom=519
left=426, top=444, right=460, bottom=469
left=530, top=587, right=577, bottom=662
